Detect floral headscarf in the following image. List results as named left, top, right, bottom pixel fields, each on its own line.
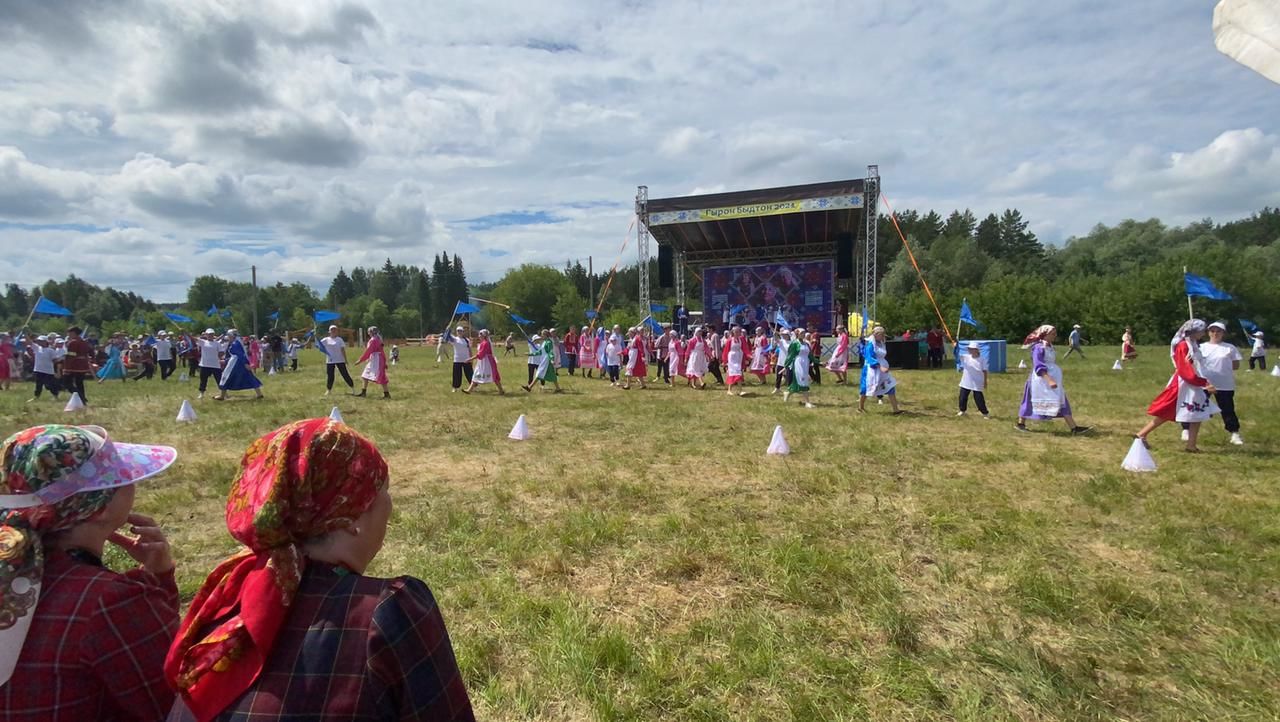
left=1022, top=324, right=1056, bottom=349
left=164, top=418, right=389, bottom=722
left=0, top=426, right=119, bottom=685
left=1170, top=319, right=1207, bottom=360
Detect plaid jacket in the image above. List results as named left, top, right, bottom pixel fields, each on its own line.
left=168, top=562, right=474, bottom=721
left=0, top=548, right=180, bottom=722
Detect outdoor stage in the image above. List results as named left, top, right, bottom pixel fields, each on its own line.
left=636, top=167, right=881, bottom=333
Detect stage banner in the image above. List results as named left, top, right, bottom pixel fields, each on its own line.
left=703, top=260, right=835, bottom=334
left=648, top=194, right=863, bottom=226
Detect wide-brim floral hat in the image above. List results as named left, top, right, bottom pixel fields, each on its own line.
left=1, top=425, right=177, bottom=509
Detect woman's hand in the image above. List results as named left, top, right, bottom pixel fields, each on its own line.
left=108, top=513, right=175, bottom=575
left=1047, top=379, right=1058, bottom=389
left=1205, top=383, right=1217, bottom=394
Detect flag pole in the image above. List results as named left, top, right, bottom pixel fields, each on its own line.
left=1184, top=266, right=1194, bottom=320
left=20, top=294, right=42, bottom=332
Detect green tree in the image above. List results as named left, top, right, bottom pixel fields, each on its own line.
left=329, top=268, right=356, bottom=306
left=493, top=264, right=575, bottom=330
left=187, top=275, right=232, bottom=313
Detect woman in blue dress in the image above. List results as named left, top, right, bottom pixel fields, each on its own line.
left=95, top=334, right=127, bottom=382
left=216, top=330, right=264, bottom=400
left=858, top=326, right=902, bottom=414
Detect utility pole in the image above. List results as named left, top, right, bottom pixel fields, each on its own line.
left=251, top=265, right=258, bottom=338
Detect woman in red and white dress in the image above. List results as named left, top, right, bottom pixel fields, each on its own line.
left=684, top=328, right=709, bottom=389
left=355, top=326, right=390, bottom=398
left=1134, top=319, right=1216, bottom=452
left=465, top=328, right=505, bottom=395
left=622, top=327, right=648, bottom=389
left=577, top=326, right=597, bottom=378
left=826, top=325, right=850, bottom=384
left=661, top=330, right=678, bottom=385
left=722, top=326, right=749, bottom=396
left=749, top=328, right=770, bottom=383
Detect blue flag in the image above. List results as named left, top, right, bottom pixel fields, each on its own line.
left=136, top=318, right=146, bottom=327
left=1240, top=318, right=1260, bottom=342
left=508, top=313, right=534, bottom=326
left=164, top=311, right=193, bottom=323
left=32, top=296, right=73, bottom=317
left=207, top=304, right=218, bottom=317
left=303, top=330, right=315, bottom=340
left=1185, top=272, right=1232, bottom=300
left=585, top=310, right=598, bottom=319
left=142, top=335, right=156, bottom=347
left=860, top=306, right=869, bottom=335
left=774, top=310, right=791, bottom=329
left=454, top=301, right=480, bottom=315
left=645, top=317, right=664, bottom=334
left=958, top=299, right=984, bottom=331
left=729, top=303, right=748, bottom=315
left=649, top=303, right=668, bottom=313
left=268, top=311, right=280, bottom=321
left=313, top=310, right=340, bottom=323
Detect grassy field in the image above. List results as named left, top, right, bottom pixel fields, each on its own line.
left=2, top=343, right=1278, bottom=720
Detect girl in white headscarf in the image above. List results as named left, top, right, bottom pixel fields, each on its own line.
left=1134, top=319, right=1217, bottom=452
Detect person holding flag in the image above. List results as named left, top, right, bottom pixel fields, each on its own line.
left=443, top=326, right=473, bottom=392
left=826, top=324, right=850, bottom=384
left=523, top=329, right=562, bottom=393
left=783, top=328, right=815, bottom=408
left=957, top=341, right=991, bottom=418
left=1248, top=331, right=1266, bottom=370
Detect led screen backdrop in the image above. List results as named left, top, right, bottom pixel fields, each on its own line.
left=702, top=259, right=835, bottom=333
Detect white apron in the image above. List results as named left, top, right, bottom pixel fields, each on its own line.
left=1029, top=346, right=1065, bottom=417
left=473, top=355, right=495, bottom=384
left=791, top=344, right=812, bottom=388
left=864, top=342, right=896, bottom=395
left=361, top=352, right=384, bottom=382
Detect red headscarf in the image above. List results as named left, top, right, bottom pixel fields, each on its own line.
left=164, top=419, right=389, bottom=722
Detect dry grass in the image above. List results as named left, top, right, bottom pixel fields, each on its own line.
left=2, top=345, right=1277, bottom=720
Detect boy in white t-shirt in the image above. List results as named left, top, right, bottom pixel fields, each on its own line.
left=957, top=341, right=990, bottom=418
left=1192, top=321, right=1245, bottom=445
left=1248, top=331, right=1266, bottom=371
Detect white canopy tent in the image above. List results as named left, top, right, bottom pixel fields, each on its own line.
left=1215, top=0, right=1280, bottom=85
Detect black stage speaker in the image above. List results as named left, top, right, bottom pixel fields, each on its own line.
left=884, top=340, right=920, bottom=369
left=658, top=245, right=673, bottom=288
left=835, top=232, right=854, bottom=279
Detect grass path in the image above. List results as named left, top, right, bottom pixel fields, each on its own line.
left=2, top=345, right=1277, bottom=720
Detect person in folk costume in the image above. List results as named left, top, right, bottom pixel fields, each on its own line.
left=247, top=335, right=261, bottom=371
left=563, top=326, right=578, bottom=376
left=523, top=329, right=563, bottom=393
left=622, top=327, right=648, bottom=390
left=809, top=330, right=822, bottom=385
left=1189, top=321, right=1245, bottom=445
left=722, top=325, right=749, bottom=396
left=355, top=325, right=391, bottom=398
left=215, top=330, right=264, bottom=401
left=749, top=327, right=770, bottom=384
left=1015, top=325, right=1089, bottom=434
left=443, top=325, right=473, bottom=392
left=827, top=324, right=851, bottom=384
left=1121, top=326, right=1138, bottom=363
left=859, top=326, right=902, bottom=414
left=1133, top=319, right=1217, bottom=452
left=578, top=326, right=598, bottom=378
left=661, top=330, right=678, bottom=385
left=96, top=334, right=128, bottom=383
left=0, top=332, right=12, bottom=391
left=465, top=328, right=505, bottom=395
left=684, top=327, right=710, bottom=389
left=782, top=327, right=815, bottom=408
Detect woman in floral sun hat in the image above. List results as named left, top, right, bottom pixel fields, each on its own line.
left=0, top=424, right=178, bottom=721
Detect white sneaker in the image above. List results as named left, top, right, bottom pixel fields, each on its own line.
left=956, top=411, right=966, bottom=417
left=1180, top=429, right=1189, bottom=442
left=1230, top=433, right=1244, bottom=445
left=804, top=402, right=815, bottom=409
left=982, top=414, right=992, bottom=420
left=324, top=389, right=331, bottom=397
left=877, top=398, right=884, bottom=405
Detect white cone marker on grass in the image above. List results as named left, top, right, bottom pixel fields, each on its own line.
left=176, top=400, right=197, bottom=422
left=508, top=414, right=530, bottom=440
left=1121, top=438, right=1157, bottom=473
left=1271, top=364, right=1280, bottom=377
left=329, top=406, right=344, bottom=423
left=1018, top=359, right=1027, bottom=369
left=63, top=393, right=86, bottom=412
left=1112, top=360, right=1123, bottom=371
left=767, top=425, right=790, bottom=455
left=178, top=371, right=189, bottom=382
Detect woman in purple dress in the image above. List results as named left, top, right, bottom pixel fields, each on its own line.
left=1016, top=325, right=1090, bottom=434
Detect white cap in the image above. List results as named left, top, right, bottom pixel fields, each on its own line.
left=1254, top=331, right=1264, bottom=337
left=967, top=341, right=980, bottom=349
left=204, top=328, right=216, bottom=334
left=455, top=326, right=464, bottom=332
left=36, top=335, right=48, bottom=342
left=1208, top=321, right=1227, bottom=331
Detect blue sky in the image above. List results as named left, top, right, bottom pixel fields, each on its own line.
left=0, top=0, right=1277, bottom=301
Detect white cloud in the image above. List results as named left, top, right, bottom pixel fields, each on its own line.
left=1109, top=128, right=1280, bottom=214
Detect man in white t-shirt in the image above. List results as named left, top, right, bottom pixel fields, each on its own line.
left=196, top=328, right=224, bottom=399
left=443, top=326, right=472, bottom=391
left=319, top=325, right=355, bottom=395
left=154, top=330, right=176, bottom=380
left=956, top=341, right=990, bottom=418
left=27, top=335, right=61, bottom=401
left=1194, top=321, right=1244, bottom=445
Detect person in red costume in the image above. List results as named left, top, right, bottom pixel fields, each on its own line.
left=1134, top=319, right=1216, bottom=453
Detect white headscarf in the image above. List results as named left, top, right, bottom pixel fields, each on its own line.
left=1170, top=319, right=1207, bottom=360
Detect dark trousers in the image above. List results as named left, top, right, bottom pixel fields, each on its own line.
left=928, top=348, right=943, bottom=369
left=959, top=388, right=988, bottom=414
left=33, top=372, right=60, bottom=398
left=608, top=364, right=620, bottom=382
left=452, top=361, right=473, bottom=389
left=158, top=358, right=175, bottom=379
left=132, top=364, right=155, bottom=381
left=810, top=359, right=821, bottom=384
left=1250, top=355, right=1266, bottom=370
left=774, top=365, right=788, bottom=390
left=565, top=354, right=577, bottom=375
left=63, top=373, right=86, bottom=403
left=1183, top=390, right=1239, bottom=433
left=291, top=358, right=298, bottom=371
left=1064, top=344, right=1085, bottom=358
left=186, top=357, right=199, bottom=375
left=198, top=366, right=220, bottom=393
left=659, top=360, right=670, bottom=383
left=708, top=358, right=724, bottom=385
left=528, top=365, right=538, bottom=385
left=327, top=363, right=354, bottom=390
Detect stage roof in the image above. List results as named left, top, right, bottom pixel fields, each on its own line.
left=644, top=178, right=866, bottom=266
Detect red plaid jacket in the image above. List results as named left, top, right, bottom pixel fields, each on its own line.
left=0, top=548, right=180, bottom=721
left=168, top=561, right=474, bottom=721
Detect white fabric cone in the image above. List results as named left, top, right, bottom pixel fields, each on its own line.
left=766, top=425, right=790, bottom=455
left=1121, top=438, right=1157, bottom=473
left=1018, top=359, right=1027, bottom=369
left=176, top=400, right=197, bottom=422
left=508, top=414, right=530, bottom=440
left=1112, top=360, right=1123, bottom=371
left=63, top=392, right=86, bottom=412
left=329, top=406, right=344, bottom=423
left=1271, top=364, right=1280, bottom=377
left=268, top=366, right=276, bottom=376
left=178, top=371, right=189, bottom=382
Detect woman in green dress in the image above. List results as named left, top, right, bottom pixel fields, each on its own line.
left=783, top=328, right=815, bottom=408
